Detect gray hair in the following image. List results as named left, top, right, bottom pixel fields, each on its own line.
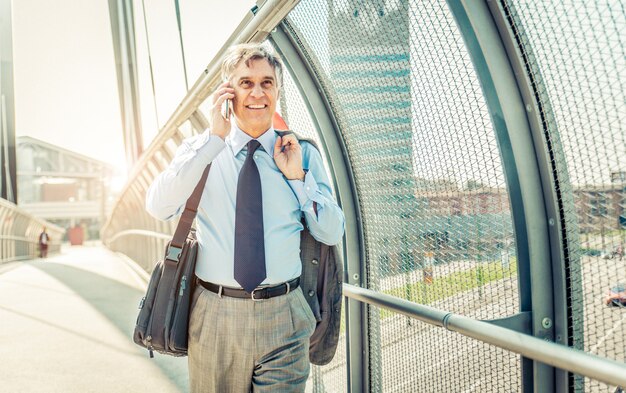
left=220, top=43, right=284, bottom=90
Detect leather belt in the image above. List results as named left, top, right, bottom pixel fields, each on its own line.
left=196, top=277, right=300, bottom=301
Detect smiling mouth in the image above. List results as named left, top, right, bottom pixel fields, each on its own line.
left=246, top=104, right=267, bottom=110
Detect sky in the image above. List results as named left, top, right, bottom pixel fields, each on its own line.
left=11, top=0, right=622, bottom=188
left=12, top=0, right=253, bottom=176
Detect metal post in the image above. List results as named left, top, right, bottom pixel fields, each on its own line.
left=108, top=0, right=144, bottom=169
left=445, top=1, right=556, bottom=392
left=485, top=1, right=578, bottom=391
left=0, top=0, right=17, bottom=203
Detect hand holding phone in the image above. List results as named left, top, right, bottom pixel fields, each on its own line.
left=222, top=98, right=232, bottom=119
left=210, top=80, right=235, bottom=140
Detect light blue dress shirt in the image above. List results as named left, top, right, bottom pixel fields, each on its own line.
left=146, top=124, right=345, bottom=287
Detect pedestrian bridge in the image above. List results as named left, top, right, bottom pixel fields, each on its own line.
left=0, top=246, right=189, bottom=392
left=1, top=0, right=625, bottom=392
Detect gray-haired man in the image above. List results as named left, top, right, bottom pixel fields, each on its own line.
left=146, top=43, right=344, bottom=392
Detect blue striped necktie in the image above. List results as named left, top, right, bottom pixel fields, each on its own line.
left=234, top=140, right=266, bottom=292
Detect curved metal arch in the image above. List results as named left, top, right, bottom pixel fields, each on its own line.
left=485, top=2, right=583, bottom=391
left=446, top=1, right=559, bottom=392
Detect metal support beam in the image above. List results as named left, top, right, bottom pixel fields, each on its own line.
left=108, top=0, right=143, bottom=168
left=486, top=2, right=578, bottom=391
left=446, top=1, right=555, bottom=392
left=0, top=0, right=17, bottom=203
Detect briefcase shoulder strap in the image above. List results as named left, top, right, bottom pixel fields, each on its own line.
left=170, top=164, right=211, bottom=249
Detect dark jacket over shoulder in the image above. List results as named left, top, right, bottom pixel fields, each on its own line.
left=277, top=130, right=344, bottom=365
left=300, top=226, right=343, bottom=365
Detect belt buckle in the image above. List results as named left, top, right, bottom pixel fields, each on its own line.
left=251, top=287, right=264, bottom=302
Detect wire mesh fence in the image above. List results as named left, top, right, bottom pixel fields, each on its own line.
left=501, top=1, right=625, bottom=391
left=286, top=0, right=521, bottom=391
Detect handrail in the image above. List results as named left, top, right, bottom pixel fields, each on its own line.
left=105, top=229, right=171, bottom=244
left=0, top=235, right=36, bottom=242
left=343, top=284, right=626, bottom=388
left=0, top=198, right=65, bottom=262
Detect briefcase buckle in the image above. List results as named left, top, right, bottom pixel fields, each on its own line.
left=166, top=245, right=183, bottom=262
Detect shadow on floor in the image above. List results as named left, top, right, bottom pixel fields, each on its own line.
left=28, top=257, right=189, bottom=392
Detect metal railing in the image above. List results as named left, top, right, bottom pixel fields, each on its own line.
left=104, top=222, right=626, bottom=389
left=106, top=228, right=626, bottom=389
left=104, top=230, right=172, bottom=269
left=343, top=284, right=626, bottom=388
left=0, top=198, right=64, bottom=263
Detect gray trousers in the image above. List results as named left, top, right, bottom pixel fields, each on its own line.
left=188, top=283, right=317, bottom=393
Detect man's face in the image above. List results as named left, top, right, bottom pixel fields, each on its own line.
left=229, top=58, right=279, bottom=136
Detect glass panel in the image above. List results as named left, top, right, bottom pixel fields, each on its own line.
left=133, top=0, right=253, bottom=149
left=177, top=1, right=254, bottom=80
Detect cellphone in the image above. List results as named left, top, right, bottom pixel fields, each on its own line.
left=222, top=99, right=231, bottom=119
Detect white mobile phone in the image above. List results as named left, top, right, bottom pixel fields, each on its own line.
left=222, top=99, right=231, bottom=119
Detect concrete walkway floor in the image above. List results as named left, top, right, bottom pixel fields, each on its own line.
left=0, top=245, right=188, bottom=393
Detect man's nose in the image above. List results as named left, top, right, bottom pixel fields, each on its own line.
left=251, top=84, right=264, bottom=98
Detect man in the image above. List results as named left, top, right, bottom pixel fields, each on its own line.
left=146, top=43, right=345, bottom=392
left=38, top=226, right=49, bottom=258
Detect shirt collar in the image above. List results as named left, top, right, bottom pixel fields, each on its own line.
left=226, top=122, right=276, bottom=157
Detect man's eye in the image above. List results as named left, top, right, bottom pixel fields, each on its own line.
left=241, top=80, right=251, bottom=86
left=263, top=80, right=273, bottom=86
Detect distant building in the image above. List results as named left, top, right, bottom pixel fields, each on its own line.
left=329, top=2, right=419, bottom=276
left=420, top=185, right=510, bottom=216
left=574, top=183, right=625, bottom=233
left=16, top=136, right=119, bottom=240
left=418, top=185, right=513, bottom=248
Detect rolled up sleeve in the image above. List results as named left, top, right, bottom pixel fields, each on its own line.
left=287, top=143, right=345, bottom=245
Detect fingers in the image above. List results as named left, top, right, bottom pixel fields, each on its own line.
left=274, top=135, right=301, bottom=158
left=211, top=82, right=234, bottom=121
left=213, top=90, right=234, bottom=106
left=273, top=136, right=282, bottom=157
left=210, top=81, right=235, bottom=139
left=216, top=92, right=235, bottom=106
left=280, top=134, right=300, bottom=150
left=212, top=81, right=235, bottom=105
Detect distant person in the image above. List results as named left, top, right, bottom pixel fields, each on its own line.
left=146, top=43, right=344, bottom=392
left=38, top=227, right=49, bottom=258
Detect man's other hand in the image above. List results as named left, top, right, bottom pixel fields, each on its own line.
left=273, top=134, right=305, bottom=180
left=210, top=81, right=235, bottom=140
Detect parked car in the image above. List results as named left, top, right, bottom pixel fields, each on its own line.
left=605, top=283, right=626, bottom=306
